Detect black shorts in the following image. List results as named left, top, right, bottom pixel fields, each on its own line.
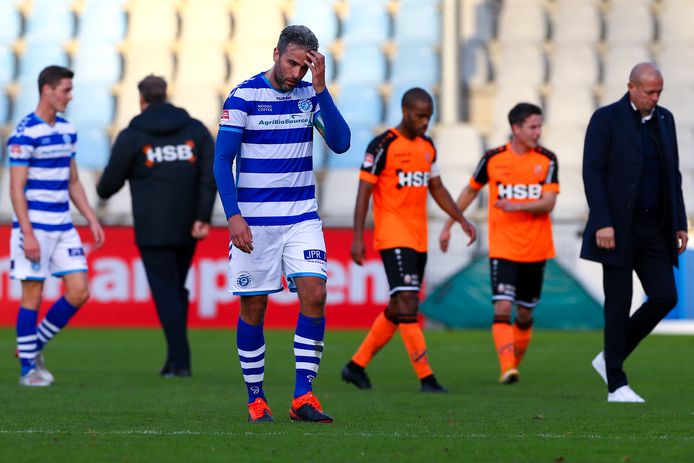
left=380, top=247, right=427, bottom=295
left=489, top=258, right=546, bottom=307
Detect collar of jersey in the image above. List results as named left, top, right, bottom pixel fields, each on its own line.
left=261, top=73, right=291, bottom=95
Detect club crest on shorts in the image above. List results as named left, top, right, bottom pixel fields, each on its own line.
left=236, top=272, right=252, bottom=288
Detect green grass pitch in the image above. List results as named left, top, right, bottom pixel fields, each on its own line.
left=1, top=328, right=693, bottom=462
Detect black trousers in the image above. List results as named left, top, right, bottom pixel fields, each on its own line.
left=139, top=243, right=197, bottom=370
left=602, top=211, right=677, bottom=392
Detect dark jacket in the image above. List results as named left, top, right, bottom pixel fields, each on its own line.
left=581, top=93, right=687, bottom=267
left=97, top=102, right=216, bottom=247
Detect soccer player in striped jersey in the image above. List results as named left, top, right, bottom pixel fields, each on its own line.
left=8, top=65, right=105, bottom=386
left=214, top=26, right=350, bottom=422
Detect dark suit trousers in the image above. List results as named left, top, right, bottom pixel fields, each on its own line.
left=602, top=211, right=678, bottom=392
left=139, top=244, right=197, bottom=370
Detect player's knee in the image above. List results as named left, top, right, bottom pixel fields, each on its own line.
left=493, top=300, right=513, bottom=317
left=515, top=307, right=534, bottom=325
left=66, top=286, right=90, bottom=307
left=653, top=292, right=678, bottom=312
left=395, top=292, right=419, bottom=315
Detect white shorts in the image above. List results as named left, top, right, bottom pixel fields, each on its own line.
left=10, top=226, right=88, bottom=281
left=228, top=219, right=328, bottom=295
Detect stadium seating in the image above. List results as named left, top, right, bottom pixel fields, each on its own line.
left=601, top=45, right=651, bottom=92
left=337, top=44, right=386, bottom=86
left=493, top=46, right=545, bottom=87
left=24, top=0, right=74, bottom=43
left=544, top=87, right=595, bottom=129
left=391, top=45, right=440, bottom=86
left=69, top=84, right=115, bottom=127
left=125, top=0, right=178, bottom=44
left=0, top=45, right=15, bottom=88
left=329, top=123, right=373, bottom=169
left=179, top=0, right=231, bottom=46
left=496, top=2, right=547, bottom=45
left=341, top=2, right=389, bottom=45
left=78, top=0, right=127, bottom=44
left=0, top=1, right=21, bottom=46
left=541, top=125, right=586, bottom=170
left=548, top=45, right=599, bottom=87
left=338, top=84, right=383, bottom=127
left=393, top=1, right=440, bottom=46
left=290, top=0, right=338, bottom=47
left=605, top=3, right=654, bottom=47
left=318, top=168, right=360, bottom=219
left=657, top=46, right=694, bottom=87
left=72, top=43, right=121, bottom=86
left=551, top=3, right=601, bottom=46
left=659, top=0, right=694, bottom=45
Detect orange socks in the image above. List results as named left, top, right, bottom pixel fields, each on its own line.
left=351, top=311, right=398, bottom=368
left=513, top=320, right=533, bottom=367
left=399, top=322, right=433, bottom=379
left=492, top=316, right=516, bottom=373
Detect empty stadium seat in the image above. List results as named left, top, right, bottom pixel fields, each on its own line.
left=541, top=125, right=586, bottom=170
left=227, top=45, right=274, bottom=88
left=290, top=0, right=338, bottom=46
left=544, top=87, right=595, bottom=128
left=0, top=1, right=21, bottom=46
left=337, top=44, right=386, bottom=86
left=601, top=45, right=651, bottom=91
left=179, top=0, right=231, bottom=45
left=121, top=44, right=175, bottom=87
left=605, top=3, right=654, bottom=46
left=659, top=1, right=694, bottom=45
left=394, top=2, right=440, bottom=46
left=551, top=3, right=601, bottom=45
left=73, top=43, right=121, bottom=86
left=494, top=46, right=545, bottom=86
left=391, top=45, right=440, bottom=86
left=75, top=168, right=101, bottom=209
left=73, top=125, right=110, bottom=170
left=338, top=84, right=383, bottom=126
left=176, top=44, right=228, bottom=87
left=657, top=46, right=694, bottom=87
left=433, top=124, right=483, bottom=171
left=497, top=3, right=547, bottom=45
left=329, top=123, right=373, bottom=169
left=69, top=85, right=115, bottom=127
left=18, top=41, right=69, bottom=88
left=171, top=85, right=221, bottom=131
left=553, top=171, right=587, bottom=220
left=78, top=0, right=127, bottom=44
left=126, top=0, right=178, bottom=44
left=548, top=45, right=599, bottom=87
left=460, top=41, right=490, bottom=88
left=341, top=2, right=389, bottom=44
left=491, top=87, right=542, bottom=133
left=231, top=0, right=285, bottom=49
left=658, top=86, right=694, bottom=131
left=25, top=1, right=74, bottom=43
left=318, top=168, right=360, bottom=219
left=0, top=45, right=15, bottom=87
left=0, top=91, right=8, bottom=125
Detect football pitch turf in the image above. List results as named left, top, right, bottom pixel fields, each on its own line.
left=1, top=328, right=693, bottom=462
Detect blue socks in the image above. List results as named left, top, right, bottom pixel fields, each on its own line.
left=36, top=296, right=78, bottom=351
left=16, top=307, right=38, bottom=375
left=236, top=318, right=266, bottom=404
left=293, top=313, right=325, bottom=398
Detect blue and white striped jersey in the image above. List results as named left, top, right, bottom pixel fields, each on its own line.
left=219, top=72, right=322, bottom=226
left=7, top=113, right=77, bottom=232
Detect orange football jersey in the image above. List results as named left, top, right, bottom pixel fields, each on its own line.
left=359, top=129, right=439, bottom=252
left=470, top=143, right=560, bottom=262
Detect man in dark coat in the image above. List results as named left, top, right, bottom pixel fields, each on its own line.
left=581, top=62, right=688, bottom=402
left=97, top=75, right=216, bottom=377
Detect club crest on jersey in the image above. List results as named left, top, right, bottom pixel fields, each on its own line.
left=63, top=134, right=72, bottom=144
left=497, top=183, right=542, bottom=200
left=362, top=153, right=375, bottom=168
left=298, top=99, right=313, bottom=113
left=236, top=272, right=252, bottom=288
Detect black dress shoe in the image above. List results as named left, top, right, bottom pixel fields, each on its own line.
left=160, top=362, right=192, bottom=378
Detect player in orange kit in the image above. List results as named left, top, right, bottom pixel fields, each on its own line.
left=341, top=88, right=476, bottom=392
left=440, top=102, right=559, bottom=384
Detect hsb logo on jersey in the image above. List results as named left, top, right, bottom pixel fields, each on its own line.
left=143, top=141, right=196, bottom=167
left=497, top=183, right=542, bottom=200
left=397, top=170, right=430, bottom=189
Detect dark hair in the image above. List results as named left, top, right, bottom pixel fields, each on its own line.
left=277, top=25, right=319, bottom=55
left=401, top=87, right=433, bottom=109
left=138, top=74, right=167, bottom=104
left=38, top=65, right=73, bottom=94
left=508, top=102, right=543, bottom=127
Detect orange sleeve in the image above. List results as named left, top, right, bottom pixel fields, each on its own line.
left=359, top=171, right=378, bottom=184
left=543, top=183, right=560, bottom=193
left=469, top=177, right=483, bottom=190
